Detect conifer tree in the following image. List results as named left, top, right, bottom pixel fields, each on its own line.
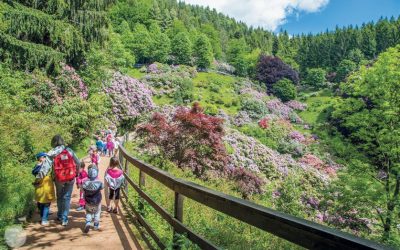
left=361, top=23, right=377, bottom=58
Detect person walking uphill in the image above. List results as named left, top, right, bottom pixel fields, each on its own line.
left=32, top=152, right=55, bottom=226
left=83, top=165, right=104, bottom=233
left=105, top=157, right=125, bottom=214
left=47, top=135, right=81, bottom=226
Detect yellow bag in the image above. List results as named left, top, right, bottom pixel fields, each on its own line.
left=34, top=175, right=56, bottom=204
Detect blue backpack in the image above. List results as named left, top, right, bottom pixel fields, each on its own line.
left=32, top=164, right=42, bottom=176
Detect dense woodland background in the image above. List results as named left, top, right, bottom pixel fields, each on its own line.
left=0, top=0, right=399, bottom=249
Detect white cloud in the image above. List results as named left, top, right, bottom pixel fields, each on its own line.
left=180, top=0, right=329, bottom=31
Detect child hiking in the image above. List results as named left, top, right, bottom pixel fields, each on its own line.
left=76, top=162, right=88, bottom=211
left=105, top=157, right=125, bottom=214
left=90, top=148, right=100, bottom=166
left=106, top=136, right=114, bottom=157
left=32, top=152, right=55, bottom=226
left=83, top=165, right=104, bottom=233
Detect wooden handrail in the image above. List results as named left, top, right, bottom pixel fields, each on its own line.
left=118, top=140, right=391, bottom=250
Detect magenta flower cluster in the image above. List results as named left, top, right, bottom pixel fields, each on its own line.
left=266, top=99, right=303, bottom=123
left=239, top=87, right=268, bottom=100
left=224, top=129, right=297, bottom=175
left=105, top=72, right=155, bottom=124
left=58, top=64, right=88, bottom=100
left=147, top=63, right=160, bottom=74
left=286, top=100, right=307, bottom=111
left=289, top=131, right=306, bottom=142
left=231, top=111, right=252, bottom=127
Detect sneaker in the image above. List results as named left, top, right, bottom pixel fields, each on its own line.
left=84, top=222, right=91, bottom=233
left=62, top=220, right=68, bottom=226
left=76, top=206, right=85, bottom=211
left=113, top=207, right=119, bottom=214
left=94, top=222, right=100, bottom=230
left=41, top=221, right=49, bottom=226
left=107, top=206, right=113, bottom=213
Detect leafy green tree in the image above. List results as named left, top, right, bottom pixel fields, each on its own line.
left=304, top=68, right=327, bottom=88
left=331, top=45, right=400, bottom=242
left=150, top=0, right=162, bottom=23
left=194, top=34, right=213, bottom=69
left=335, top=59, right=357, bottom=83
left=108, top=32, right=136, bottom=69
left=201, top=24, right=223, bottom=59
left=109, top=0, right=151, bottom=28
left=174, top=78, right=194, bottom=104
left=131, top=24, right=152, bottom=63
left=245, top=48, right=262, bottom=78
left=227, top=39, right=248, bottom=76
left=272, top=78, right=297, bottom=102
left=171, top=32, right=192, bottom=65
left=346, top=48, right=365, bottom=65
left=167, top=20, right=187, bottom=38
left=149, top=24, right=171, bottom=63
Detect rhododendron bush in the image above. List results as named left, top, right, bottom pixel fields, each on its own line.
left=229, top=167, right=265, bottom=199
left=146, top=63, right=197, bottom=77
left=286, top=100, right=307, bottom=111
left=105, top=72, right=154, bottom=125
left=266, top=99, right=302, bottom=123
left=56, top=64, right=88, bottom=100
left=29, top=64, right=89, bottom=111
left=137, top=103, right=228, bottom=177
left=224, top=129, right=297, bottom=177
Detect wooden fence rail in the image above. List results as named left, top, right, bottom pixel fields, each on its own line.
left=117, top=136, right=390, bottom=250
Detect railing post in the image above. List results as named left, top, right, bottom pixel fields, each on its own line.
left=173, top=192, right=184, bottom=250
left=124, top=157, right=129, bottom=195
left=138, top=170, right=146, bottom=216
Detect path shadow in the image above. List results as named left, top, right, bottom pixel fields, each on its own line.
left=22, top=204, right=89, bottom=249
left=109, top=207, right=142, bottom=250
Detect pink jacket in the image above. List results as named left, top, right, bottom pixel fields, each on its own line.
left=91, top=153, right=100, bottom=165
left=76, top=169, right=88, bottom=187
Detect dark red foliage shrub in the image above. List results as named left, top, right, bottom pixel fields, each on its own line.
left=229, top=167, right=265, bottom=199
left=137, top=102, right=229, bottom=177
left=256, top=55, right=299, bottom=90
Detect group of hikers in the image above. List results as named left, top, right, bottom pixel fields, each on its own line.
left=32, top=130, right=125, bottom=233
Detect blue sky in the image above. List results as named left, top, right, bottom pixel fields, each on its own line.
left=182, top=0, right=400, bottom=34
left=280, top=0, right=400, bottom=34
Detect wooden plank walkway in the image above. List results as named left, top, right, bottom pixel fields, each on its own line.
left=18, top=156, right=141, bottom=250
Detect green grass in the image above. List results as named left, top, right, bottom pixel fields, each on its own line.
left=192, top=72, right=241, bottom=115
left=123, top=142, right=301, bottom=250
left=151, top=72, right=243, bottom=115
left=126, top=68, right=146, bottom=79
left=298, top=89, right=336, bottom=126
left=153, top=94, right=174, bottom=106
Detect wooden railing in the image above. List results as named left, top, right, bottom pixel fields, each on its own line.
left=117, top=135, right=390, bottom=250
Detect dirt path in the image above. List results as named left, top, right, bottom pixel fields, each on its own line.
left=18, top=156, right=141, bottom=250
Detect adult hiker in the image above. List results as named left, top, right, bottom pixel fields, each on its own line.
left=47, top=135, right=81, bottom=226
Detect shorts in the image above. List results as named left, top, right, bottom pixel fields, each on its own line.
left=109, top=188, right=120, bottom=200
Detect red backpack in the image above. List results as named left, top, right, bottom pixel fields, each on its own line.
left=54, top=149, right=76, bottom=182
